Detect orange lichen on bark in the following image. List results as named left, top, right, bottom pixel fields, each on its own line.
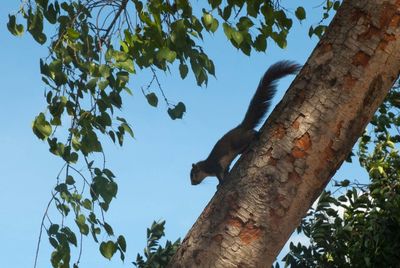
left=291, top=148, right=306, bottom=158
left=389, top=12, right=400, bottom=28
left=295, top=133, right=311, bottom=151
left=291, top=133, right=311, bottom=158
left=227, top=216, right=263, bottom=245
left=378, top=33, right=396, bottom=50
left=380, top=3, right=399, bottom=28
left=291, top=117, right=301, bottom=130
left=352, top=51, right=370, bottom=67
left=239, top=222, right=263, bottom=245
left=227, top=217, right=243, bottom=229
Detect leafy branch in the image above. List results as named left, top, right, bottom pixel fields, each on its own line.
left=7, top=0, right=317, bottom=267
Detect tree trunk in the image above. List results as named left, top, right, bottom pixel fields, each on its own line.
left=168, top=0, right=400, bottom=267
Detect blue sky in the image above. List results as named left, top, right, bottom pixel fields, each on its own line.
left=0, top=1, right=368, bottom=267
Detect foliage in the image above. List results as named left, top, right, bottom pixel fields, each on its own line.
left=279, top=83, right=400, bottom=267
left=308, top=0, right=341, bottom=38
left=133, top=221, right=181, bottom=268
left=7, top=0, right=339, bottom=267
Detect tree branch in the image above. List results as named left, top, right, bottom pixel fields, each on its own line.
left=102, top=0, right=128, bottom=40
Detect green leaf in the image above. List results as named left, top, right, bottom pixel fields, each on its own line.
left=222, top=23, right=233, bottom=39
left=232, top=31, right=244, bottom=46
left=210, top=19, right=219, bottom=33
left=146, top=93, right=158, bottom=107
left=44, top=3, right=58, bottom=24
left=168, top=102, right=186, bottom=120
left=82, top=199, right=92, bottom=210
left=49, top=237, right=58, bottom=248
left=116, top=71, right=129, bottom=89
left=117, top=235, right=127, bottom=252
left=49, top=224, right=59, bottom=235
left=340, top=179, right=350, bottom=187
left=32, top=113, right=52, bottom=140
left=113, top=51, right=128, bottom=62
left=61, top=227, right=77, bottom=246
left=333, top=1, right=341, bottom=10
left=115, top=59, right=135, bottom=73
left=222, top=6, right=232, bottom=20
left=295, top=7, right=306, bottom=21
left=202, top=13, right=213, bottom=30
left=312, top=25, right=327, bottom=38
left=122, top=123, right=134, bottom=138
left=157, top=47, right=177, bottom=63
left=104, top=222, right=114, bottom=236
left=123, top=87, right=133, bottom=95
left=99, top=65, right=111, bottom=79
left=86, top=78, right=98, bottom=90
left=237, top=17, right=254, bottom=31
left=75, top=214, right=89, bottom=235
left=254, top=34, right=267, bottom=51
left=7, top=15, right=24, bottom=36
left=66, top=175, right=75, bottom=185
left=98, top=80, right=109, bottom=91
left=81, top=131, right=102, bottom=155
left=27, top=11, right=47, bottom=44
left=37, top=0, right=48, bottom=8
left=66, top=28, right=80, bottom=40
left=179, top=63, right=189, bottom=79
left=55, top=183, right=67, bottom=193
left=100, top=241, right=117, bottom=260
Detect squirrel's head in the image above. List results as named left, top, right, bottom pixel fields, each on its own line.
left=190, top=162, right=209, bottom=185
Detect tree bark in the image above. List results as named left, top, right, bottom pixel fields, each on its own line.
left=169, top=0, right=400, bottom=267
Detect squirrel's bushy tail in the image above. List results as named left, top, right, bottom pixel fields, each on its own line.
left=240, top=60, right=301, bottom=130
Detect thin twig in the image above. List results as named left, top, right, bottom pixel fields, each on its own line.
left=102, top=0, right=129, bottom=40
left=33, top=192, right=57, bottom=268
left=151, top=67, right=170, bottom=106
left=76, top=233, right=84, bottom=266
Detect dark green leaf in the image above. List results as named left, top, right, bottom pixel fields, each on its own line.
left=179, top=63, right=189, bottom=79
left=32, top=113, right=52, bottom=140
left=7, top=15, right=24, bottom=36
left=117, top=235, right=127, bottom=252
left=146, top=93, right=158, bottom=107
left=157, top=47, right=177, bottom=63
left=167, top=102, right=186, bottom=120
left=66, top=175, right=75, bottom=185
left=100, top=241, right=117, bottom=260
left=295, top=7, right=306, bottom=21
left=49, top=224, right=59, bottom=235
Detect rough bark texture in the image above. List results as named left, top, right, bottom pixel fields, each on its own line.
left=169, top=0, right=400, bottom=267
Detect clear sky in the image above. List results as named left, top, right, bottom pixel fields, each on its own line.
left=0, top=1, right=368, bottom=267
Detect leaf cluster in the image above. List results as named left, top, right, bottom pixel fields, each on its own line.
left=133, top=221, right=181, bottom=268
left=6, top=0, right=324, bottom=267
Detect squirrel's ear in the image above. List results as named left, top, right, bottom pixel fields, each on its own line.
left=192, top=163, right=196, bottom=168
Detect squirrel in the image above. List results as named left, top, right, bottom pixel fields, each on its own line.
left=190, top=60, right=301, bottom=186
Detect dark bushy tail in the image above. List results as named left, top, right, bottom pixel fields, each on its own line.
left=240, top=60, right=301, bottom=130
